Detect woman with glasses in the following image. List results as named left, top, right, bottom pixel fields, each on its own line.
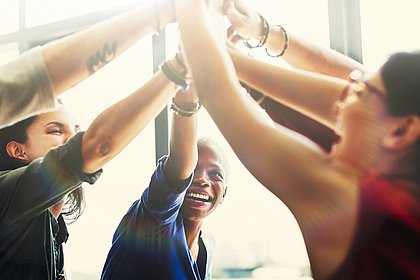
left=175, top=0, right=420, bottom=279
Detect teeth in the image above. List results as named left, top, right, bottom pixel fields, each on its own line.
left=187, top=192, right=210, bottom=201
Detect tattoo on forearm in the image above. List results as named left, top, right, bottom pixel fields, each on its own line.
left=86, top=42, right=117, bottom=74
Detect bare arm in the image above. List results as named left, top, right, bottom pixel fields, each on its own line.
left=81, top=56, right=182, bottom=174
left=42, top=0, right=175, bottom=95
left=223, top=0, right=365, bottom=78
left=228, top=47, right=347, bottom=130
left=177, top=1, right=358, bottom=268
left=163, top=86, right=199, bottom=183
left=177, top=0, right=341, bottom=203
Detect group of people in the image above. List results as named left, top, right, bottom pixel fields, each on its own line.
left=0, top=0, right=419, bottom=279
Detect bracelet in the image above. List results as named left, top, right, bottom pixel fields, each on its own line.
left=160, top=61, right=190, bottom=89
left=170, top=97, right=201, bottom=117
left=265, top=24, right=288, bottom=57
left=243, top=13, right=269, bottom=49
left=174, top=53, right=187, bottom=75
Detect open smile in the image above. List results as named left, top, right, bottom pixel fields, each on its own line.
left=184, top=191, right=213, bottom=208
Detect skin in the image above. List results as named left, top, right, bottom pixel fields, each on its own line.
left=223, top=0, right=365, bottom=79
left=7, top=54, right=186, bottom=219
left=175, top=0, right=419, bottom=278
left=18, top=106, right=78, bottom=218
left=161, top=81, right=227, bottom=261
left=181, top=145, right=227, bottom=260
left=43, top=0, right=176, bottom=95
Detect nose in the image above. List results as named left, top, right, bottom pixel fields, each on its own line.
left=193, top=171, right=211, bottom=188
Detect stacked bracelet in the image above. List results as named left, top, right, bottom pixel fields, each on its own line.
left=160, top=60, right=190, bottom=89
left=244, top=13, right=269, bottom=49
left=265, top=24, right=289, bottom=57
left=170, top=97, right=201, bottom=117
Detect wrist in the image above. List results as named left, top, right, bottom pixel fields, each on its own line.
left=265, top=23, right=289, bottom=58
left=170, top=97, right=201, bottom=117
left=243, top=13, right=269, bottom=49
left=160, top=56, right=191, bottom=89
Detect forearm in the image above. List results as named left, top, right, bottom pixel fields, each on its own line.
left=164, top=90, right=199, bottom=182
left=176, top=0, right=236, bottom=98
left=81, top=72, right=174, bottom=173
left=224, top=0, right=363, bottom=77
left=229, top=49, right=346, bottom=129
left=265, top=26, right=365, bottom=78
left=42, top=0, right=174, bottom=95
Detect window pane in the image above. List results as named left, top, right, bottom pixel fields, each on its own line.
left=360, top=0, right=420, bottom=70
left=241, top=0, right=329, bottom=67
left=26, top=0, right=138, bottom=27
left=63, top=38, right=157, bottom=279
left=0, top=43, right=19, bottom=66
left=0, top=2, right=18, bottom=35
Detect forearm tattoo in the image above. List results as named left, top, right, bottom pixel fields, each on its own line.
left=86, top=41, right=117, bottom=74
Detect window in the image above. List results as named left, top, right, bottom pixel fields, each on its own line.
left=0, top=2, right=18, bottom=35
left=360, top=0, right=420, bottom=70
left=0, top=43, right=19, bottom=65
left=25, top=0, right=138, bottom=27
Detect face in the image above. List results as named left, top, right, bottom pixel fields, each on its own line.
left=181, top=145, right=227, bottom=223
left=22, top=105, right=79, bottom=162
left=332, top=70, right=388, bottom=164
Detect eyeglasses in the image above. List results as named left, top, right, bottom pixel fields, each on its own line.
left=337, top=69, right=386, bottom=110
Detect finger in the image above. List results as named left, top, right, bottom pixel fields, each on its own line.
left=227, top=26, right=235, bottom=40
left=231, top=34, right=244, bottom=45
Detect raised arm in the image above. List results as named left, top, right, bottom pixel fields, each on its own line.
left=176, top=0, right=352, bottom=228
left=223, top=0, right=365, bottom=78
left=42, top=0, right=175, bottom=94
left=227, top=46, right=346, bottom=129
left=81, top=55, right=187, bottom=174
left=163, top=85, right=199, bottom=183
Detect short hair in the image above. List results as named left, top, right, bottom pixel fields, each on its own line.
left=197, top=137, right=231, bottom=183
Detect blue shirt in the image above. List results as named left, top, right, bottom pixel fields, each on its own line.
left=101, top=156, right=215, bottom=280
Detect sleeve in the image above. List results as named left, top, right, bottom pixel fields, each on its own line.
left=140, top=155, right=193, bottom=226
left=0, top=131, right=102, bottom=224
left=0, top=46, right=57, bottom=129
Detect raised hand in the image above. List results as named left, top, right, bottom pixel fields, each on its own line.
left=223, top=0, right=264, bottom=43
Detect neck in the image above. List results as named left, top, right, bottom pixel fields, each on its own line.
left=374, top=148, right=420, bottom=184
left=184, top=219, right=202, bottom=250
left=49, top=199, right=65, bottom=219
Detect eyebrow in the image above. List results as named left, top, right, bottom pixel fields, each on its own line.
left=44, top=121, right=65, bottom=128
left=209, top=164, right=225, bottom=174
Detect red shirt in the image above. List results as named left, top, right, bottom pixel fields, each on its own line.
left=328, top=172, right=420, bottom=280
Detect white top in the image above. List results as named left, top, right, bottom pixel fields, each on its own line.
left=0, top=46, right=56, bottom=129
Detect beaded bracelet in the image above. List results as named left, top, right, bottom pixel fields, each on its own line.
left=243, top=13, right=269, bottom=49
left=170, top=97, right=202, bottom=117
left=265, top=24, right=289, bottom=57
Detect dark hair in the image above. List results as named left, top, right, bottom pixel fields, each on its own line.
left=0, top=115, right=85, bottom=223
left=381, top=51, right=420, bottom=117
left=381, top=50, right=420, bottom=182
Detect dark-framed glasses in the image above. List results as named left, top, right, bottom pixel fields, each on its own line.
left=338, top=69, right=386, bottom=110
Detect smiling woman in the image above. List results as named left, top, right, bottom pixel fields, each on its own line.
left=2, top=0, right=419, bottom=279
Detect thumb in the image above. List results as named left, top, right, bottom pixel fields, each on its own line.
left=223, top=0, right=239, bottom=20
